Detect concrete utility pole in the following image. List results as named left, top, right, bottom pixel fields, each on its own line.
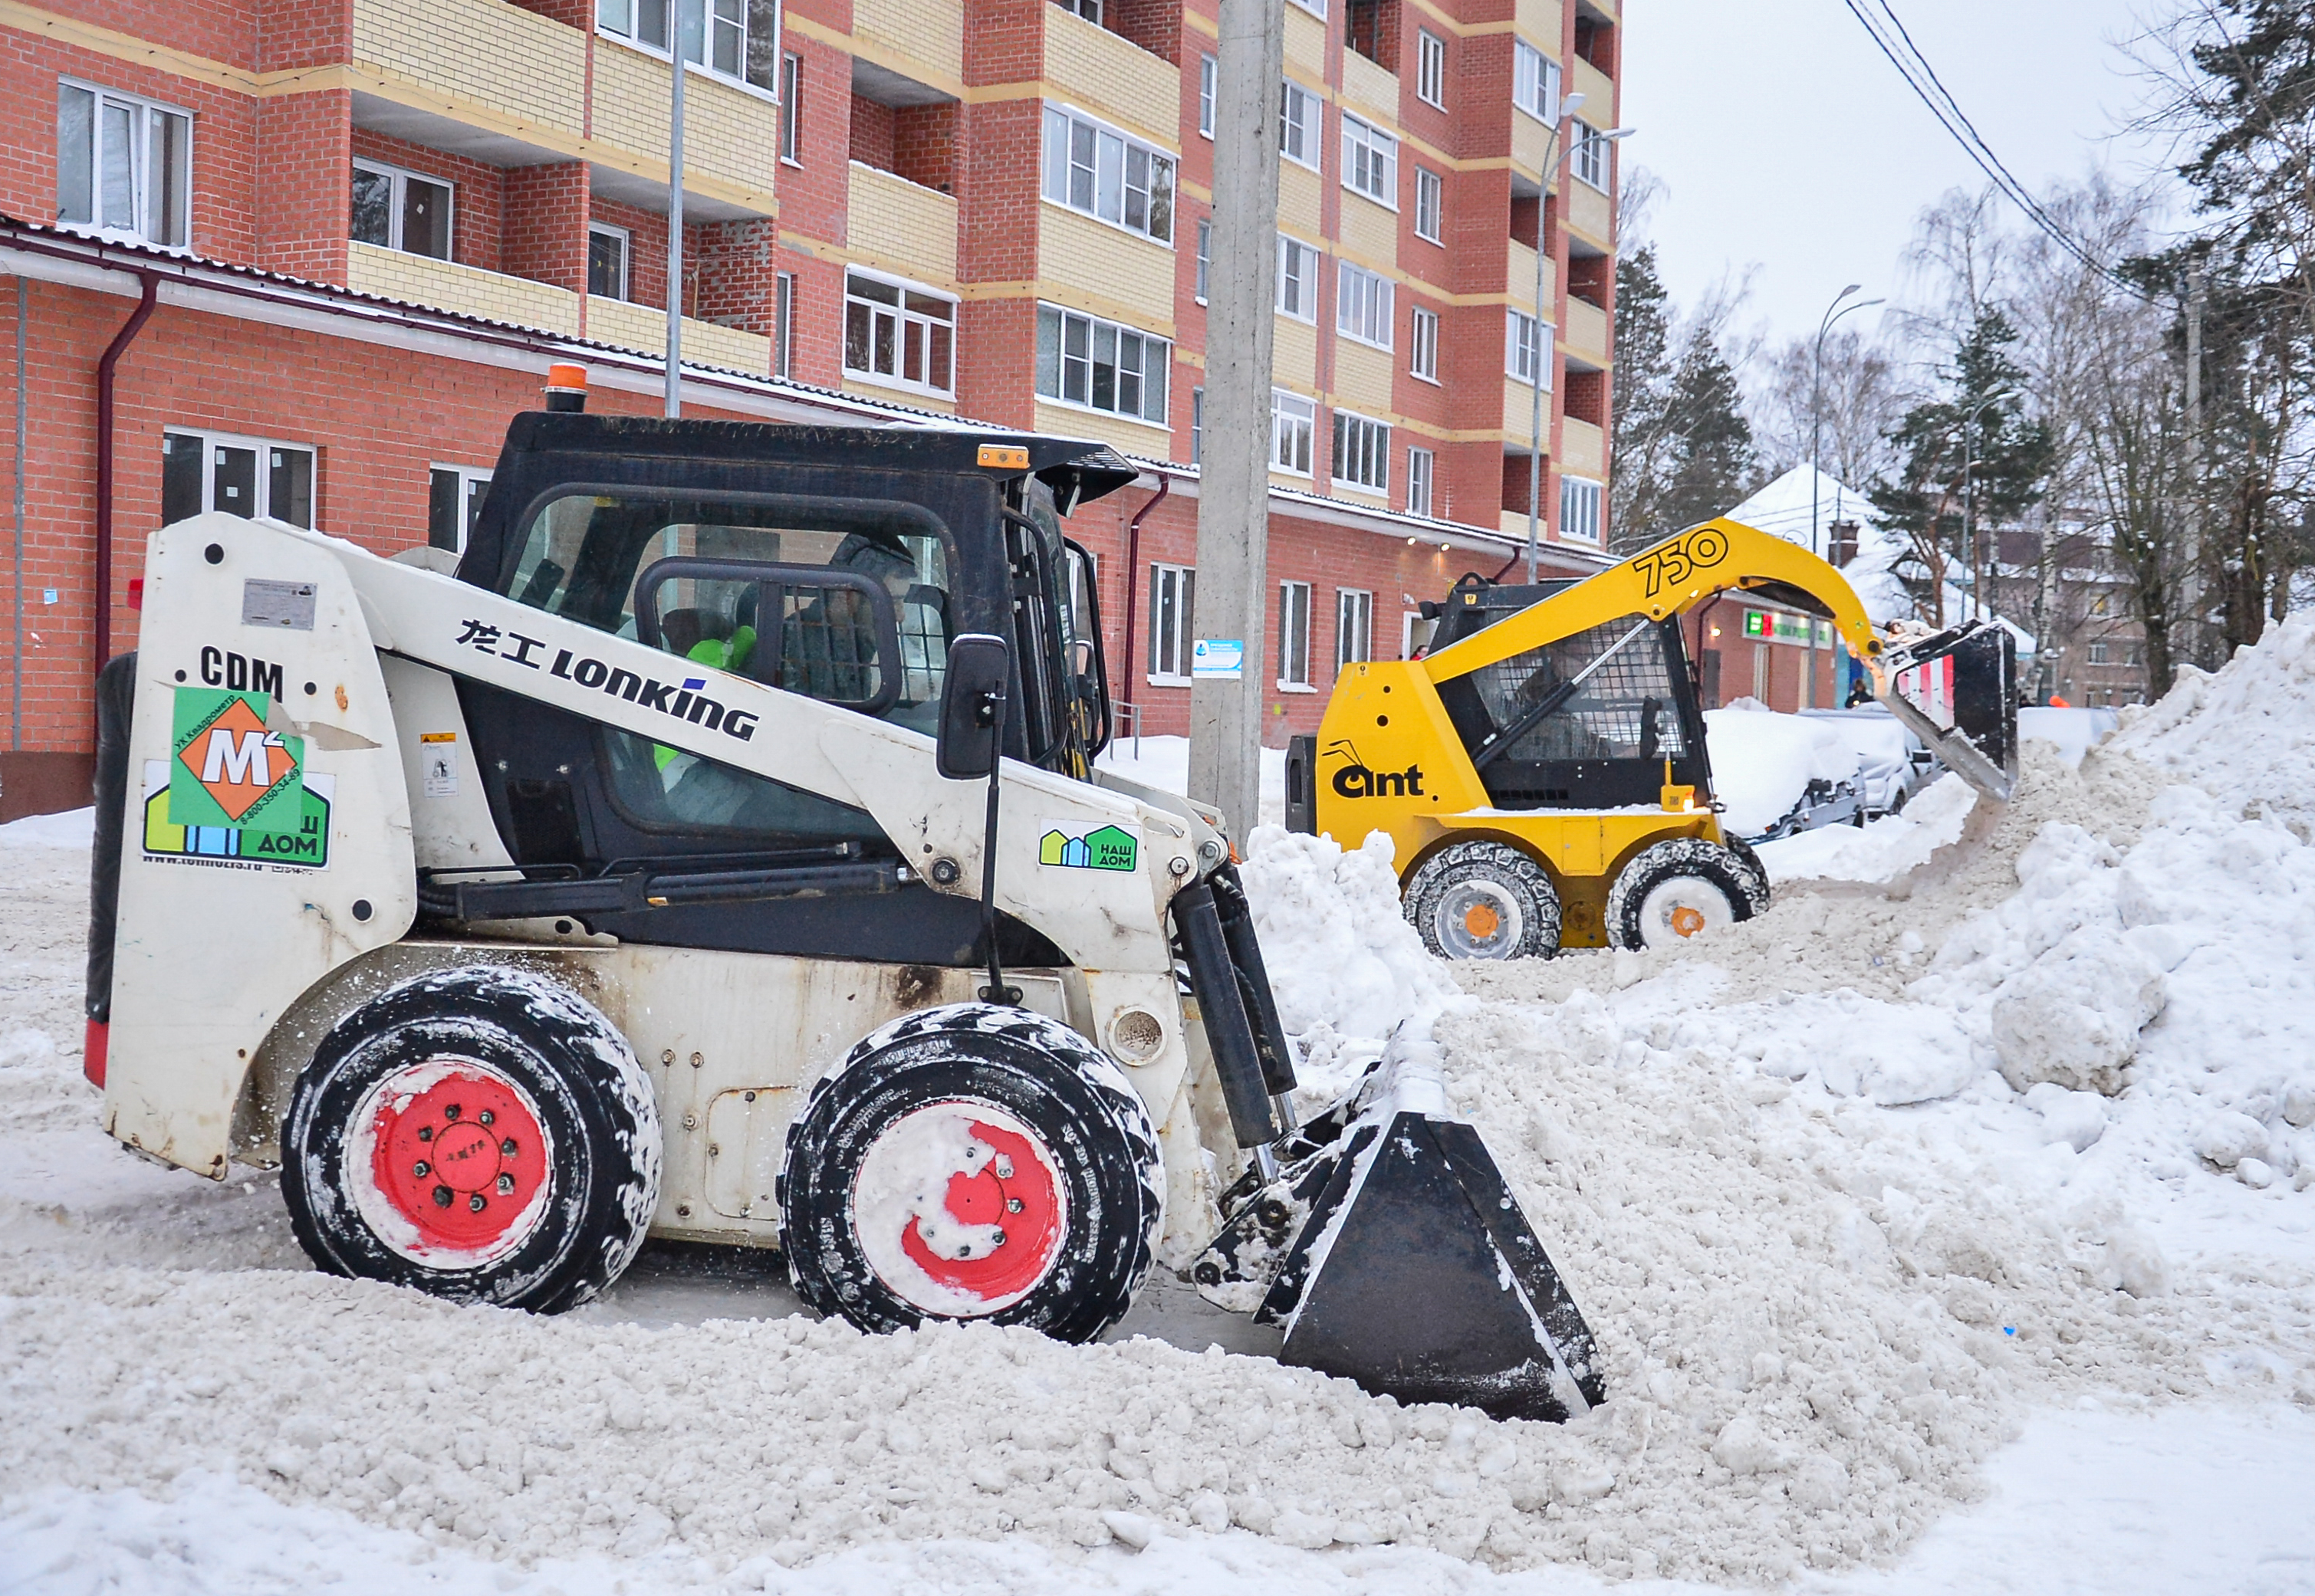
left=664, top=0, right=689, bottom=419
left=1187, top=0, right=1284, bottom=839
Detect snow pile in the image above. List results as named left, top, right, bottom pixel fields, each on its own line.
left=1238, top=826, right=1456, bottom=1106
left=2114, top=611, right=2315, bottom=823
left=2018, top=706, right=2119, bottom=769
left=0, top=803, right=94, bottom=849
left=1755, top=773, right=1978, bottom=885
left=1703, top=703, right=1859, bottom=836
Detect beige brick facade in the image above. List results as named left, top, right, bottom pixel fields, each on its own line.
left=1037, top=207, right=1176, bottom=335
left=1333, top=339, right=1395, bottom=416
left=1042, top=8, right=1179, bottom=147
left=585, top=295, right=773, bottom=376
left=853, top=0, right=964, bottom=89
left=347, top=241, right=581, bottom=334
left=351, top=0, right=587, bottom=138
left=1337, top=193, right=1398, bottom=275
left=1564, top=297, right=1609, bottom=366
left=849, top=165, right=960, bottom=286
left=1032, top=399, right=1169, bottom=457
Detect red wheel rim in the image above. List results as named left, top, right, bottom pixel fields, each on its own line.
left=852, top=1102, right=1067, bottom=1315
left=350, top=1060, right=553, bottom=1265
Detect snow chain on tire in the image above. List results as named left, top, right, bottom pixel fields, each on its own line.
left=778, top=1002, right=1165, bottom=1344
left=281, top=966, right=662, bottom=1313
left=1605, top=838, right=1769, bottom=951
left=1402, top=838, right=1563, bottom=961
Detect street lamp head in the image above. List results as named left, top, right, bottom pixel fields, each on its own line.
left=1837, top=283, right=1863, bottom=302
left=1560, top=90, right=1587, bottom=118
left=1602, top=126, right=1637, bottom=140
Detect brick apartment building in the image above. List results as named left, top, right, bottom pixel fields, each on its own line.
left=0, top=0, right=1622, bottom=817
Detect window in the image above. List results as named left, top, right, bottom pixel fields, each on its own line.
left=1406, top=447, right=1435, bottom=516
left=779, top=52, right=802, bottom=163
left=350, top=158, right=452, bottom=260
left=587, top=224, right=630, bottom=299
left=1041, top=106, right=1176, bottom=244
left=429, top=466, right=491, bottom=553
left=1149, top=563, right=1195, bottom=678
left=1191, top=387, right=1204, bottom=465
left=1513, top=39, right=1560, bottom=124
left=1287, top=0, right=1326, bottom=15
left=1278, top=580, right=1312, bottom=687
left=1052, top=0, right=1100, bottom=18
left=1410, top=304, right=1439, bottom=381
left=1416, top=30, right=1446, bottom=107
left=1280, top=81, right=1321, bottom=169
left=1413, top=166, right=1443, bottom=244
left=1560, top=475, right=1602, bottom=542
left=774, top=271, right=796, bottom=378
left=597, top=0, right=779, bottom=91
left=2087, top=639, right=2110, bottom=665
left=1570, top=123, right=1611, bottom=190
left=1196, top=218, right=1211, bottom=302
left=1508, top=308, right=1551, bottom=386
left=844, top=271, right=956, bottom=396
left=1036, top=304, right=1170, bottom=424
left=1277, top=236, right=1320, bottom=320
left=57, top=81, right=190, bottom=249
left=1199, top=54, right=1217, bottom=137
left=1271, top=390, right=1315, bottom=476
left=1336, top=261, right=1393, bottom=349
left=1341, top=114, right=1396, bottom=206
left=1403, top=609, right=1437, bottom=659
left=161, top=429, right=314, bottom=530
left=1332, top=410, right=1389, bottom=493
left=1337, top=589, right=1373, bottom=668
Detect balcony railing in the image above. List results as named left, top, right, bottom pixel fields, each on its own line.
left=1044, top=5, right=1179, bottom=146
left=850, top=163, right=959, bottom=287
left=587, top=296, right=772, bottom=374
left=1564, top=297, right=1608, bottom=365
left=347, top=241, right=581, bottom=335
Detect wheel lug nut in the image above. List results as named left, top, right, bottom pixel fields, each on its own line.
left=500, top=1138, right=518, bottom=1158
left=992, top=1230, right=1008, bottom=1246
left=413, top=1161, right=430, bottom=1177
left=496, top=1173, right=515, bottom=1195
left=1007, top=1197, right=1024, bottom=1212
left=478, top=1110, right=494, bottom=1127
left=416, top=1126, right=433, bottom=1143
left=443, top=1105, right=461, bottom=1121
left=469, top=1194, right=488, bottom=1213
left=432, top=1185, right=453, bottom=1207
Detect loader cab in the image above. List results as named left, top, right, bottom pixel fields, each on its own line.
left=443, top=412, right=1133, bottom=964
left=1426, top=573, right=1714, bottom=811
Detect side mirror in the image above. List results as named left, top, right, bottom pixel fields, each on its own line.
left=937, top=632, right=1011, bottom=780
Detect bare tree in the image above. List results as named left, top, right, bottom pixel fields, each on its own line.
left=1750, top=329, right=1913, bottom=484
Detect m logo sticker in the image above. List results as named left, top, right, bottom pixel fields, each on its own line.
left=1038, top=823, right=1138, bottom=872
left=169, top=685, right=304, bottom=834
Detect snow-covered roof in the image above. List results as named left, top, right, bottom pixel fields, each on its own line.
left=1725, top=465, right=2035, bottom=653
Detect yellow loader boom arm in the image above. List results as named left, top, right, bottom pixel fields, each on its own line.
left=1420, top=517, right=1886, bottom=691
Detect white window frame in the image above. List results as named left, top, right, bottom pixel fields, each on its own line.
left=1402, top=609, right=1437, bottom=660
left=1413, top=166, right=1443, bottom=244
left=1508, top=307, right=1552, bottom=387
left=1287, top=0, right=1327, bottom=16
left=843, top=268, right=958, bottom=398
left=1336, top=261, right=1393, bottom=350
left=1409, top=304, right=1439, bottom=383
left=587, top=222, right=631, bottom=300
left=163, top=428, right=316, bottom=529
left=779, top=51, right=803, bottom=164
left=1276, top=236, right=1320, bottom=321
left=429, top=465, right=492, bottom=554
left=1195, top=217, right=1210, bottom=304
left=1199, top=54, right=1217, bottom=138
left=596, top=0, right=778, bottom=97
left=2087, top=639, right=2110, bottom=665
left=1280, top=81, right=1322, bottom=170
left=1271, top=390, right=1316, bottom=477
left=350, top=156, right=455, bottom=261
left=1340, top=113, right=1397, bottom=208
left=56, top=78, right=192, bottom=251
left=1191, top=386, right=1204, bottom=465
left=1331, top=409, right=1389, bottom=494
left=1337, top=588, right=1373, bottom=669
left=1560, top=474, right=1602, bottom=543
left=1406, top=447, right=1435, bottom=517
left=1036, top=303, right=1171, bottom=425
left=1570, top=122, right=1612, bottom=191
left=1041, top=103, right=1177, bottom=245
left=774, top=270, right=796, bottom=378
left=1052, top=0, right=1101, bottom=19
left=1513, top=38, right=1561, bottom=125
left=1416, top=30, right=1446, bottom=109
left=1149, top=562, right=1196, bottom=681
left=1278, top=580, right=1313, bottom=688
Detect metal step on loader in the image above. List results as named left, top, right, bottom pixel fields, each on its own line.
left=83, top=378, right=1602, bottom=1422
left=1286, top=517, right=2020, bottom=958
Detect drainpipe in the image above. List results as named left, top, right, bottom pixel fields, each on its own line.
left=1118, top=473, right=1168, bottom=713
left=94, top=271, right=159, bottom=683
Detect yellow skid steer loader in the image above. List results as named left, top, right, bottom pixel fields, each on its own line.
left=82, top=387, right=1605, bottom=1421
left=1287, top=517, right=2017, bottom=957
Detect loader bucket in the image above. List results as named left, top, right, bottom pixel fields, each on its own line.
left=1880, top=620, right=2020, bottom=803
left=1192, top=1060, right=1606, bottom=1422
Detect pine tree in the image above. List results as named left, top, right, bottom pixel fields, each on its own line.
left=1607, top=245, right=1758, bottom=551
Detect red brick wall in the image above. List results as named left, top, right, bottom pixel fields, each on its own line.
left=503, top=162, right=589, bottom=292
left=1104, top=0, right=1180, bottom=67
left=351, top=127, right=508, bottom=276
left=255, top=89, right=353, bottom=283
left=848, top=94, right=896, bottom=172
left=893, top=103, right=957, bottom=193
left=255, top=0, right=353, bottom=71
left=692, top=218, right=779, bottom=340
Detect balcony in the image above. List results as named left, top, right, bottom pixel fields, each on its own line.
left=1564, top=177, right=1613, bottom=247
left=1517, top=0, right=1566, bottom=49
left=1284, top=2, right=1327, bottom=76
left=347, top=241, right=580, bottom=335
left=1039, top=207, right=1175, bottom=331
left=591, top=44, right=781, bottom=209
left=1564, top=297, right=1608, bottom=366
left=352, top=0, right=587, bottom=140
left=1507, top=238, right=1557, bottom=310
left=1573, top=56, right=1616, bottom=121
left=850, top=163, right=959, bottom=286
left=1561, top=416, right=1605, bottom=478
left=586, top=295, right=771, bottom=375
left=1044, top=5, right=1179, bottom=146
left=853, top=0, right=964, bottom=93
left=1340, top=46, right=1399, bottom=125
left=1503, top=376, right=1549, bottom=442
left=1511, top=103, right=1557, bottom=185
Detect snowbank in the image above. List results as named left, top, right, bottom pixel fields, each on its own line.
left=0, top=804, right=94, bottom=849
left=1703, top=703, right=1858, bottom=836
left=1754, top=773, right=1976, bottom=884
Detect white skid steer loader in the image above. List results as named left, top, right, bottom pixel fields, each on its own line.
left=83, top=392, right=1606, bottom=1421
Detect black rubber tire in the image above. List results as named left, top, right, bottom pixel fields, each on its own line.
left=1402, top=839, right=1562, bottom=960
left=281, top=966, right=661, bottom=1313
left=779, top=1003, right=1163, bottom=1344
left=1605, top=838, right=1769, bottom=951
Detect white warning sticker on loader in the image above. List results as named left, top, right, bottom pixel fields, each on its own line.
left=140, top=760, right=334, bottom=872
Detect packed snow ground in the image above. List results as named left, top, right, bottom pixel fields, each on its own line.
left=8, top=623, right=2315, bottom=1591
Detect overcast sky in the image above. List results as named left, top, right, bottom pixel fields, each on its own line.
left=1620, top=0, right=2186, bottom=350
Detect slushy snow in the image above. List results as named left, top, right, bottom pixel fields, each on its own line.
left=6, top=622, right=2315, bottom=1590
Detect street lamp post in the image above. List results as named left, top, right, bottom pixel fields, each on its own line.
left=1959, top=387, right=2013, bottom=623
left=665, top=0, right=692, bottom=418
left=1810, top=285, right=1883, bottom=557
